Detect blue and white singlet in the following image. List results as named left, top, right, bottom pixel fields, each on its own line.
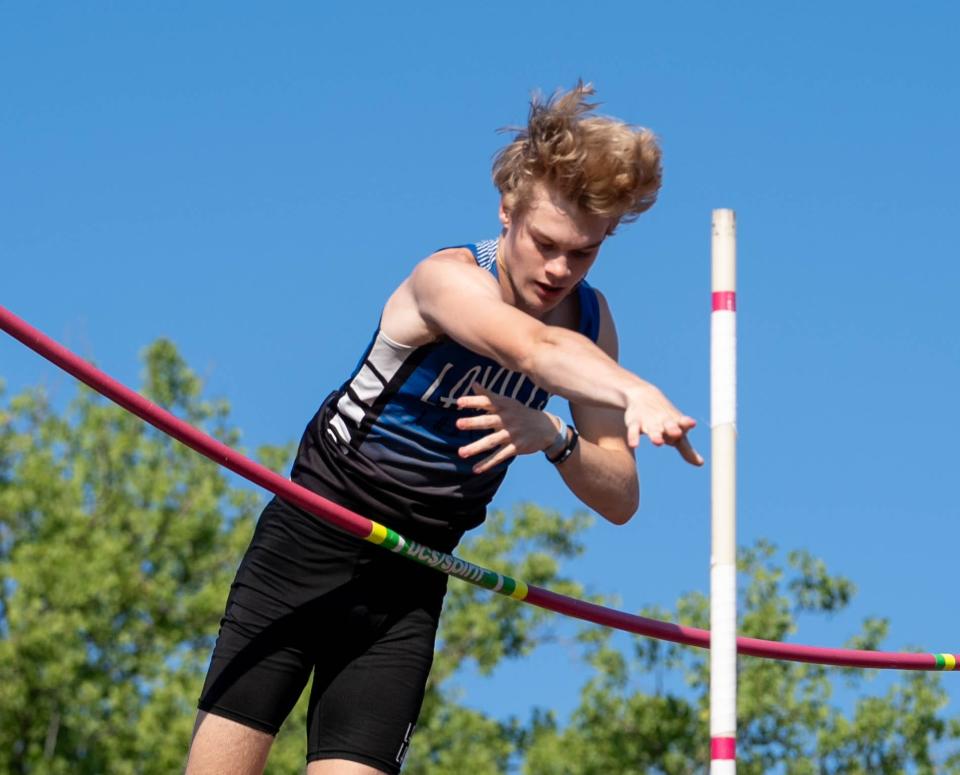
left=291, top=239, right=600, bottom=551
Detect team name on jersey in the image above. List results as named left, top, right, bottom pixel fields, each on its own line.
left=419, top=361, right=548, bottom=411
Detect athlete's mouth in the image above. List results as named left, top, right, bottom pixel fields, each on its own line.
left=534, top=282, right=565, bottom=297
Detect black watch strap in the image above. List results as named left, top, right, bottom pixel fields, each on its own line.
left=546, top=427, right=579, bottom=465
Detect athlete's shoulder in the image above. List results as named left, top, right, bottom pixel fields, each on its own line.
left=421, top=246, right=479, bottom=267
left=589, top=286, right=619, bottom=357
left=382, top=247, right=500, bottom=347
left=410, top=248, right=500, bottom=296
left=591, top=286, right=613, bottom=317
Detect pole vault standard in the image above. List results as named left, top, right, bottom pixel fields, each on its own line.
left=0, top=301, right=957, bottom=671
left=711, top=209, right=738, bottom=774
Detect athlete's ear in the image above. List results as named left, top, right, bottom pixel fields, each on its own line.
left=498, top=198, right=511, bottom=229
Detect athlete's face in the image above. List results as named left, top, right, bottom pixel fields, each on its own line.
left=498, top=183, right=612, bottom=318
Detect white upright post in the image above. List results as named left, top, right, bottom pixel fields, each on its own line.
left=710, top=209, right=738, bottom=774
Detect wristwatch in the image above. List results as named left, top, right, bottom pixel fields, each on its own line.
left=543, top=415, right=580, bottom=465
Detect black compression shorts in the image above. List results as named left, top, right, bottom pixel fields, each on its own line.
left=197, top=496, right=448, bottom=773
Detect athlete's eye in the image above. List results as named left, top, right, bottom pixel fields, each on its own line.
left=534, top=238, right=554, bottom=253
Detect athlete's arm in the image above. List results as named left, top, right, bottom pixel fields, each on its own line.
left=399, top=251, right=702, bottom=462
left=454, top=291, right=640, bottom=524
left=554, top=291, right=640, bottom=523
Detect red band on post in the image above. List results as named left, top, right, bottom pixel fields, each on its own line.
left=712, top=291, right=736, bottom=312
left=711, top=737, right=736, bottom=760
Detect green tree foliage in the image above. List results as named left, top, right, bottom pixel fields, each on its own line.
left=0, top=343, right=599, bottom=774
left=3, top=345, right=958, bottom=773
left=520, top=541, right=960, bottom=774
left=0, top=343, right=287, bottom=774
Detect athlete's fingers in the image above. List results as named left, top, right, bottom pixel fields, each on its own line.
left=469, top=382, right=502, bottom=404
left=457, top=395, right=495, bottom=411
left=627, top=422, right=641, bottom=448
left=456, top=414, right=502, bottom=431
left=473, top=442, right=518, bottom=473
left=458, top=429, right=510, bottom=459
left=645, top=426, right=665, bottom=446
left=675, top=436, right=704, bottom=466
left=663, top=419, right=685, bottom=442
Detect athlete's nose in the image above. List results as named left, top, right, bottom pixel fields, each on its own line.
left=544, top=256, right=573, bottom=285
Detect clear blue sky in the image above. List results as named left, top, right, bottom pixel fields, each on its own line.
left=2, top=0, right=958, bottom=733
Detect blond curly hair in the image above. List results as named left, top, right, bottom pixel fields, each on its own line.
left=492, top=82, right=662, bottom=229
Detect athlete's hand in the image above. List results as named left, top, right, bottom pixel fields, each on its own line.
left=625, top=381, right=704, bottom=467
left=455, top=383, right=559, bottom=474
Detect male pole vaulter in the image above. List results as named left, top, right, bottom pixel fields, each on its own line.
left=186, top=82, right=702, bottom=775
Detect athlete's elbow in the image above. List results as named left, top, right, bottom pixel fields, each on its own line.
left=601, top=486, right=640, bottom=526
